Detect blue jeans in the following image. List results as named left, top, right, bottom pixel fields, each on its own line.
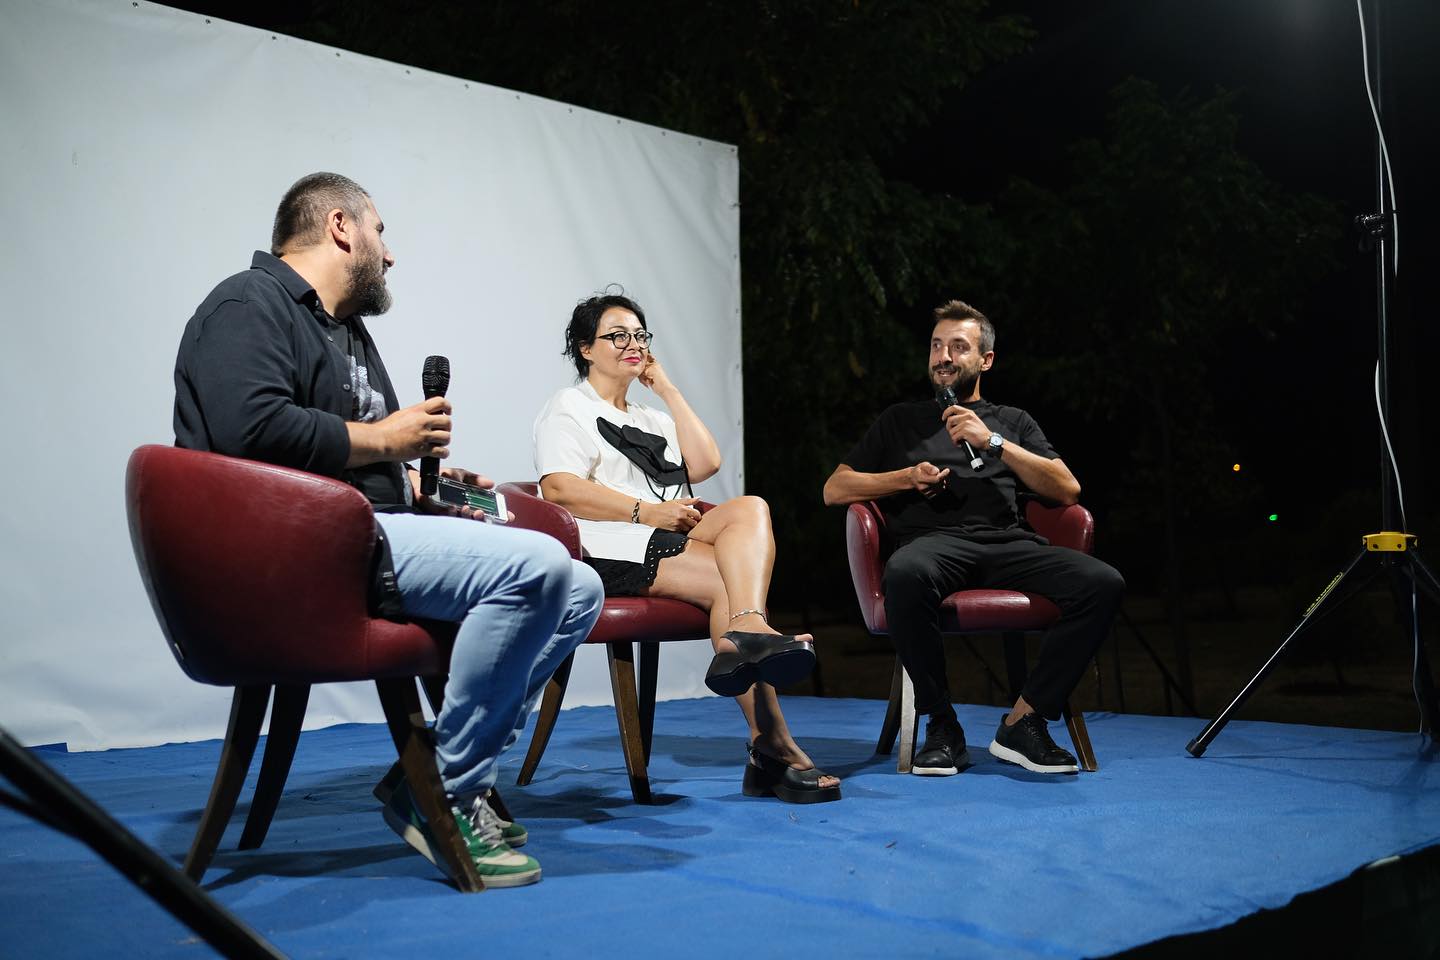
left=377, top=513, right=603, bottom=798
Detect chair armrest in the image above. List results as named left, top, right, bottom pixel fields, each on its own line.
left=1025, top=501, right=1095, bottom=555
left=844, top=501, right=887, bottom=634
left=497, top=482, right=583, bottom=559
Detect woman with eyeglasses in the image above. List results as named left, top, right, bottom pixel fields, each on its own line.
left=532, top=291, right=840, bottom=804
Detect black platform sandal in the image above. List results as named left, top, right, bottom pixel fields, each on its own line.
left=742, top=744, right=841, bottom=804
left=705, top=635, right=816, bottom=696
left=704, top=610, right=817, bottom=696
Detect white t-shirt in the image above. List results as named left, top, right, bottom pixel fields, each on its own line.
left=533, top=381, right=688, bottom=562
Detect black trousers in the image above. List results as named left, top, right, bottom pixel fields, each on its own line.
left=882, top=530, right=1125, bottom=721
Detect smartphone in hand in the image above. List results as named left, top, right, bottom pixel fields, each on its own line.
left=434, top=476, right=508, bottom=522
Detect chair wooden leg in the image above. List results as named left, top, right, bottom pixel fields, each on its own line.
left=607, top=642, right=653, bottom=804
left=420, top=674, right=447, bottom=716
left=1002, top=632, right=1029, bottom=703
left=876, top=656, right=904, bottom=756
left=1062, top=701, right=1098, bottom=772
left=638, top=642, right=659, bottom=765
left=373, top=760, right=405, bottom=805
left=374, top=676, right=446, bottom=805
left=375, top=677, right=484, bottom=893
left=897, top=667, right=918, bottom=774
left=517, top=651, right=574, bottom=787
left=237, top=684, right=310, bottom=850
left=183, top=685, right=270, bottom=881
left=485, top=786, right=514, bottom=824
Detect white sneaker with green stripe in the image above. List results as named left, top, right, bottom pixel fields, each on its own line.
left=383, top=784, right=540, bottom=887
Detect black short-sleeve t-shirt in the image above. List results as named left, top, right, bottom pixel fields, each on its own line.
left=842, top=398, right=1058, bottom=546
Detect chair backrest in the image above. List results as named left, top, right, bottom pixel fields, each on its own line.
left=845, top=502, right=887, bottom=634
left=496, top=482, right=583, bottom=559
left=843, top=499, right=1096, bottom=634
left=1025, top=501, right=1094, bottom=554
left=126, top=444, right=411, bottom=686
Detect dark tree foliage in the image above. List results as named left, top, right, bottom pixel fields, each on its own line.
left=290, top=0, right=1033, bottom=604
left=182, top=5, right=1344, bottom=660
left=984, top=79, right=1340, bottom=696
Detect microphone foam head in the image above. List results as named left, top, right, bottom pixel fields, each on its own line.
left=423, top=355, right=450, bottom=398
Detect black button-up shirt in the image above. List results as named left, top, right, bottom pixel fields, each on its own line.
left=173, top=251, right=411, bottom=510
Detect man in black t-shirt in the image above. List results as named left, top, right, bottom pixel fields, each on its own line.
left=824, top=300, right=1124, bottom=776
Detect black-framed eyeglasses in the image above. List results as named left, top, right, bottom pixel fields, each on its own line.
left=595, top=330, right=654, bottom=350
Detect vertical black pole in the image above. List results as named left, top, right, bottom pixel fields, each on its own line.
left=1371, top=0, right=1397, bottom=535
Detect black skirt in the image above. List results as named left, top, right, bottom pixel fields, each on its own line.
left=586, top=529, right=689, bottom=596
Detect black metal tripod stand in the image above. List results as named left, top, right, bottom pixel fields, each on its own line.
left=1186, top=533, right=1440, bottom=757
left=1186, top=0, right=1440, bottom=757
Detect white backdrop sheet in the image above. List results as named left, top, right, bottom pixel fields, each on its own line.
left=0, top=0, right=741, bottom=750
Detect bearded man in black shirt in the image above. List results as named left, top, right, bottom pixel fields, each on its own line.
left=823, top=300, right=1124, bottom=776
left=174, top=172, right=603, bottom=885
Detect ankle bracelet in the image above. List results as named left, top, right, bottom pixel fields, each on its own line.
left=729, top=608, right=767, bottom=623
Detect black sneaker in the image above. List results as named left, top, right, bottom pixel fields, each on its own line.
left=988, top=713, right=1079, bottom=774
left=911, top=714, right=970, bottom=776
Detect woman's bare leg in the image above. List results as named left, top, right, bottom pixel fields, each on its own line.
left=682, top=496, right=808, bottom=640
left=647, top=536, right=837, bottom=788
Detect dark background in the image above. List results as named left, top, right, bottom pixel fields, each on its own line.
left=166, top=0, right=1439, bottom=730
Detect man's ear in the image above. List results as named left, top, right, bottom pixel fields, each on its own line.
left=327, top=207, right=352, bottom=250
left=980, top=351, right=995, bottom=372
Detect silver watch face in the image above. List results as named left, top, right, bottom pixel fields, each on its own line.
left=988, top=433, right=1004, bottom=451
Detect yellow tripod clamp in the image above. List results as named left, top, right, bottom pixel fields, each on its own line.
left=1363, top=532, right=1417, bottom=552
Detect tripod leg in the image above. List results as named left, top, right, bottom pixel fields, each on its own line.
left=1397, top=560, right=1440, bottom=739
left=1410, top=550, right=1440, bottom=605
left=1187, top=549, right=1373, bottom=757
left=0, top=727, right=284, bottom=958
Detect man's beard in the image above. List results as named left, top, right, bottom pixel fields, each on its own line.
left=930, top=364, right=978, bottom=399
left=347, top=245, right=392, bottom=318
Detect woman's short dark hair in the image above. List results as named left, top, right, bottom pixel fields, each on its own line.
left=564, top=288, right=647, bottom=379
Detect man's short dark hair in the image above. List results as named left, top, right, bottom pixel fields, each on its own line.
left=270, top=172, right=371, bottom=255
left=933, top=299, right=995, bottom=354
left=564, top=288, right=647, bottom=380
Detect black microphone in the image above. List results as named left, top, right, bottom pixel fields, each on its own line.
left=420, top=355, right=450, bottom=496
left=937, top=385, right=985, bottom=472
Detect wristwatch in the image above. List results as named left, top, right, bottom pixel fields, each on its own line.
left=987, top=432, right=1005, bottom=456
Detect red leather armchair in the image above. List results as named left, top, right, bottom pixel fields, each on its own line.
left=497, top=482, right=712, bottom=803
left=126, top=445, right=486, bottom=890
left=845, top=499, right=1098, bottom=772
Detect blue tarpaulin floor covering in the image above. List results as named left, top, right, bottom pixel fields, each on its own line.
left=3, top=695, right=1438, bottom=958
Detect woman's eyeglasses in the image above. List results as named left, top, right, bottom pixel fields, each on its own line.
left=595, top=330, right=654, bottom=350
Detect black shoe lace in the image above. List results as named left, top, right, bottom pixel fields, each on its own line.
left=1021, top=713, right=1054, bottom=746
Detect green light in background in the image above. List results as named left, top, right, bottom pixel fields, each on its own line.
left=1268, top=514, right=1278, bottom=522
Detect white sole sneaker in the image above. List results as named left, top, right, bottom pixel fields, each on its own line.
left=911, top=763, right=959, bottom=776
left=911, top=748, right=970, bottom=776
left=987, top=739, right=1078, bottom=774
left=383, top=792, right=542, bottom=888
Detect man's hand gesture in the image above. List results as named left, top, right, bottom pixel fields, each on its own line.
left=909, top=461, right=950, bottom=499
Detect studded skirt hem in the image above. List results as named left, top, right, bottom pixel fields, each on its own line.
left=585, top=529, right=689, bottom=596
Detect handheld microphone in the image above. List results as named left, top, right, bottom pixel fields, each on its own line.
left=420, top=355, right=450, bottom=496
left=937, top=385, right=985, bottom=472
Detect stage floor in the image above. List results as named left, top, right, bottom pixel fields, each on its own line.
left=4, top=696, right=1438, bottom=958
